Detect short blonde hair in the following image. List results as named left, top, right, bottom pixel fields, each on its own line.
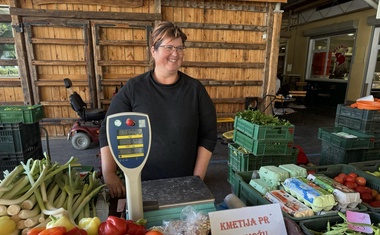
left=150, top=21, right=187, bottom=50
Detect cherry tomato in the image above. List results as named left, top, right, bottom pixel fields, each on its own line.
left=348, top=172, right=358, bottom=179
left=355, top=176, right=366, bottom=186
left=334, top=176, right=345, bottom=184
left=345, top=175, right=355, bottom=183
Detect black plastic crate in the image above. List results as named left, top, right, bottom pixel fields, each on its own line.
left=0, top=144, right=43, bottom=178
left=0, top=122, right=41, bottom=154
left=319, top=140, right=364, bottom=165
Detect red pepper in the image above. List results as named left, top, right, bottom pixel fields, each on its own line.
left=126, top=219, right=147, bottom=235
left=27, top=227, right=45, bottom=235
left=98, top=216, right=128, bottom=235
left=38, top=226, right=67, bottom=235
left=64, top=227, right=88, bottom=235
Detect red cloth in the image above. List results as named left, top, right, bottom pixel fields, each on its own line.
left=294, top=145, right=309, bottom=165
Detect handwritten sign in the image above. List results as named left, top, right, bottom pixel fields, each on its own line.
left=209, top=203, right=287, bottom=235
left=346, top=211, right=372, bottom=233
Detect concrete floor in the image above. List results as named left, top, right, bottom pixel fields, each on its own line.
left=42, top=104, right=336, bottom=205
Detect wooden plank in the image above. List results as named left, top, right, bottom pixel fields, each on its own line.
left=31, top=38, right=86, bottom=45
left=178, top=22, right=267, bottom=31
left=212, top=98, right=245, bottom=104
left=98, top=40, right=148, bottom=46
left=0, top=60, right=18, bottom=66
left=186, top=41, right=266, bottom=50
left=182, top=61, right=265, bottom=69
left=98, top=60, right=150, bottom=66
left=32, top=0, right=144, bottom=7
left=0, top=81, right=22, bottom=87
left=10, top=8, right=162, bottom=21
left=32, top=60, right=87, bottom=65
left=161, top=0, right=270, bottom=11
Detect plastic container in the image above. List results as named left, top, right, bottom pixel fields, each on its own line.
left=335, top=114, right=380, bottom=133
left=235, top=170, right=367, bottom=222
left=234, top=116, right=295, bottom=140
left=318, top=126, right=375, bottom=150
left=362, top=148, right=380, bottom=161
left=0, top=144, right=43, bottom=178
left=305, top=163, right=380, bottom=212
left=319, top=140, right=364, bottom=165
left=300, top=211, right=380, bottom=235
left=233, top=130, right=294, bottom=156
left=336, top=104, right=380, bottom=121
left=0, top=122, right=41, bottom=154
left=228, top=143, right=298, bottom=172
left=0, top=104, right=44, bottom=124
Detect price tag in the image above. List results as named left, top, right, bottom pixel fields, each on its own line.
left=209, top=203, right=287, bottom=235
left=346, top=211, right=372, bottom=233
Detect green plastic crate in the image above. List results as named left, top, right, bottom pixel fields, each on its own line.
left=227, top=166, right=239, bottom=196
left=234, top=117, right=295, bottom=140
left=300, top=211, right=380, bottom=235
left=235, top=170, right=368, bottom=222
left=228, top=142, right=297, bottom=172
left=335, top=114, right=380, bottom=133
left=0, top=122, right=41, bottom=154
left=0, top=104, right=44, bottom=124
left=233, top=130, right=294, bottom=156
left=305, top=163, right=380, bottom=212
left=318, top=126, right=375, bottom=150
left=319, top=140, right=365, bottom=165
left=336, top=104, right=380, bottom=121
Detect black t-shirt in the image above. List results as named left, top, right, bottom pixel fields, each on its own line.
left=99, top=70, right=217, bottom=180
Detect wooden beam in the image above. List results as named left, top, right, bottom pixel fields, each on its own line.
left=32, top=0, right=143, bottom=7
left=178, top=22, right=267, bottom=31
left=186, top=41, right=266, bottom=50
left=10, top=8, right=162, bottom=21
left=182, top=61, right=265, bottom=69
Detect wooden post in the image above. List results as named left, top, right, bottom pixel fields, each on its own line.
left=263, top=3, right=283, bottom=115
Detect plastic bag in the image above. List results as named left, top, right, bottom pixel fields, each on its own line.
left=162, top=206, right=211, bottom=235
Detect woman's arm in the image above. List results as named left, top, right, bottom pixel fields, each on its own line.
left=100, top=146, right=126, bottom=198
left=193, top=146, right=213, bottom=180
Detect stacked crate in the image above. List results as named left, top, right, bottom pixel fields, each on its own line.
left=335, top=104, right=380, bottom=161
left=228, top=114, right=298, bottom=195
left=317, top=104, right=377, bottom=165
left=0, top=105, right=44, bottom=175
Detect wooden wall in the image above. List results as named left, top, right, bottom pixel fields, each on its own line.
left=0, top=0, right=284, bottom=137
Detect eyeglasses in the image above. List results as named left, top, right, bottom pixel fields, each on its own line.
left=159, top=45, right=186, bottom=54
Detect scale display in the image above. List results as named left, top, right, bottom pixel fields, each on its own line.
left=107, top=113, right=151, bottom=169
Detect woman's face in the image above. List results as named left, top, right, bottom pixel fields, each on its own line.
left=151, top=37, right=184, bottom=73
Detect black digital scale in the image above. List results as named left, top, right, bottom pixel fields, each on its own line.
left=106, top=112, right=151, bottom=220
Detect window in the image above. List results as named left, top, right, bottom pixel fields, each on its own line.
left=0, top=6, right=18, bottom=78
left=307, top=33, right=355, bottom=80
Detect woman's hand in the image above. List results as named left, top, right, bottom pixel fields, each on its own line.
left=103, top=171, right=126, bottom=198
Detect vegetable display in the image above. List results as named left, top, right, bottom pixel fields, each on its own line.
left=0, top=156, right=105, bottom=235
left=235, top=109, right=291, bottom=126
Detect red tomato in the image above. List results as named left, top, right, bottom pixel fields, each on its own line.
left=369, top=200, right=380, bottom=207
left=345, top=181, right=357, bottom=189
left=355, top=176, right=366, bottom=186
left=338, top=173, right=347, bottom=179
left=361, top=193, right=373, bottom=203
left=345, top=175, right=355, bottom=183
left=334, top=176, right=345, bottom=184
left=348, top=172, right=358, bottom=179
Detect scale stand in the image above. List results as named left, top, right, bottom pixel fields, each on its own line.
left=106, top=112, right=151, bottom=220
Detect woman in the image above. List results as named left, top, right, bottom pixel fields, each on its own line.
left=99, top=21, right=217, bottom=198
